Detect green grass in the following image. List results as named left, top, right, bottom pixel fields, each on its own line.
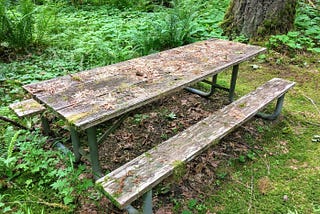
left=207, top=120, right=320, bottom=213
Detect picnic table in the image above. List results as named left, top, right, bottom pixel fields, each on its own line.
left=22, top=38, right=266, bottom=177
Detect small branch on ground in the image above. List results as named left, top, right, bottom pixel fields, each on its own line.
left=302, top=93, right=320, bottom=116
left=0, top=115, right=33, bottom=131
left=247, top=171, right=255, bottom=213
left=308, top=0, right=316, bottom=8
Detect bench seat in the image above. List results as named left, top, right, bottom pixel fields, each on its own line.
left=96, top=78, right=295, bottom=211
left=9, top=99, right=45, bottom=117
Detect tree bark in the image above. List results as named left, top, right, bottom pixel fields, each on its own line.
left=221, top=0, right=297, bottom=39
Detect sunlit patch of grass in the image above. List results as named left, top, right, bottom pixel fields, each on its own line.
left=207, top=121, right=319, bottom=213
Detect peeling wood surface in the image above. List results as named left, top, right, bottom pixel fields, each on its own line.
left=96, top=78, right=295, bottom=209
left=9, top=99, right=45, bottom=117
left=23, top=39, right=265, bottom=130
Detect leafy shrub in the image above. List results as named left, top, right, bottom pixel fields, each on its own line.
left=0, top=127, right=93, bottom=212
left=267, top=0, right=320, bottom=54
left=0, top=0, right=55, bottom=52
left=105, top=0, right=152, bottom=10
left=133, top=0, right=201, bottom=55
left=0, top=0, right=35, bottom=50
left=151, top=0, right=172, bottom=7
left=268, top=31, right=317, bottom=54
left=163, top=0, right=198, bottom=46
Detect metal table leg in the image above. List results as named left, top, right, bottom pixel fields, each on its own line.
left=87, top=126, right=103, bottom=179
left=185, top=64, right=239, bottom=102
left=70, top=127, right=81, bottom=163
left=229, top=64, right=239, bottom=102
left=41, top=116, right=50, bottom=135
left=185, top=74, right=218, bottom=97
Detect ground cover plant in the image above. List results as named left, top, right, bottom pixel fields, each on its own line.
left=0, top=0, right=319, bottom=213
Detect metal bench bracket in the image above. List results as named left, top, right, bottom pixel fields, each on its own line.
left=41, top=116, right=50, bottom=136
left=126, top=190, right=153, bottom=214
left=256, top=94, right=285, bottom=120
left=87, top=127, right=103, bottom=179
left=185, top=64, right=239, bottom=102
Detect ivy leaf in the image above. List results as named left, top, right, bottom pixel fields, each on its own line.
left=51, top=179, right=67, bottom=190
left=3, top=206, right=12, bottom=213
left=63, top=195, right=73, bottom=205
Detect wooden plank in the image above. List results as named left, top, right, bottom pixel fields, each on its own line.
left=23, top=39, right=266, bottom=130
left=9, top=99, right=45, bottom=117
left=96, top=78, right=295, bottom=209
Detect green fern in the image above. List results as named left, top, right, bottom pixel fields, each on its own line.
left=7, top=129, right=21, bottom=159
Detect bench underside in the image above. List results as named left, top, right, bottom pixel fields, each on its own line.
left=96, top=78, right=295, bottom=209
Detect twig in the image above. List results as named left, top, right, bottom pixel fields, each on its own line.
left=255, top=152, right=271, bottom=175
left=7, top=181, right=70, bottom=210
left=0, top=115, right=33, bottom=131
left=302, top=93, right=320, bottom=115
left=248, top=170, right=255, bottom=213
left=307, top=0, right=315, bottom=8
left=6, top=200, right=69, bottom=210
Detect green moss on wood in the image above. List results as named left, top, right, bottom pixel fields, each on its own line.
left=95, top=183, right=122, bottom=208
left=172, top=160, right=186, bottom=181
left=238, top=102, right=247, bottom=108
left=66, top=111, right=91, bottom=123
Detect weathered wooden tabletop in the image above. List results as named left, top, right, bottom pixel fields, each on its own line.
left=23, top=39, right=266, bottom=130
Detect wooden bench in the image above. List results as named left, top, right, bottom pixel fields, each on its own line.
left=96, top=78, right=295, bottom=213
left=9, top=99, right=45, bottom=117
left=9, top=99, right=50, bottom=134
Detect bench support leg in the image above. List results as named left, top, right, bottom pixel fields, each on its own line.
left=185, top=74, right=217, bottom=97
left=229, top=64, right=239, bottom=102
left=41, top=116, right=50, bottom=135
left=142, top=190, right=153, bottom=214
left=125, top=190, right=153, bottom=214
left=185, top=64, right=239, bottom=102
left=70, top=127, right=81, bottom=163
left=87, top=127, right=103, bottom=179
left=256, top=94, right=285, bottom=120
left=97, top=113, right=128, bottom=144
left=126, top=205, right=139, bottom=214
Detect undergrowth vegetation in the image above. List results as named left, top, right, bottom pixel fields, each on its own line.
left=0, top=127, right=93, bottom=212
left=0, top=0, right=56, bottom=53
left=0, top=0, right=319, bottom=213
left=268, top=0, right=320, bottom=54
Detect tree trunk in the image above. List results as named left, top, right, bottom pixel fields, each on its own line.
left=221, top=0, right=297, bottom=39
